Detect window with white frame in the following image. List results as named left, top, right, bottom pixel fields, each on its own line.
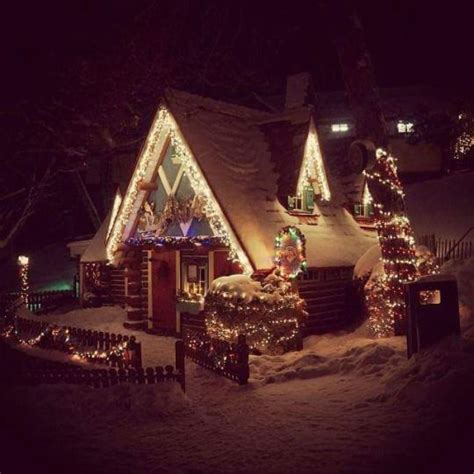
left=181, top=255, right=208, bottom=296
left=397, top=121, right=414, bottom=134
left=331, top=123, right=349, bottom=133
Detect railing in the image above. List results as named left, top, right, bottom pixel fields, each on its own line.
left=183, top=329, right=249, bottom=385
left=419, top=232, right=474, bottom=263
left=11, top=317, right=143, bottom=369
left=0, top=339, right=185, bottom=391
left=0, top=290, right=76, bottom=313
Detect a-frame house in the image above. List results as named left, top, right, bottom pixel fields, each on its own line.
left=80, top=88, right=377, bottom=335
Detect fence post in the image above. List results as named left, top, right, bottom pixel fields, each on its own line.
left=236, top=334, right=249, bottom=385
left=129, top=336, right=142, bottom=369
left=175, top=340, right=185, bottom=392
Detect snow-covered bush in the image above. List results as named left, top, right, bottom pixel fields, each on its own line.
left=204, top=274, right=306, bottom=354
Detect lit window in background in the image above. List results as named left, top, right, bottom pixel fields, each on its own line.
left=331, top=123, right=349, bottom=133
left=397, top=121, right=414, bottom=134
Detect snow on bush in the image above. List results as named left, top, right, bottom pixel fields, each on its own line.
left=205, top=273, right=305, bottom=354
left=354, top=244, right=438, bottom=282
left=208, top=274, right=290, bottom=304
left=353, top=244, right=381, bottom=280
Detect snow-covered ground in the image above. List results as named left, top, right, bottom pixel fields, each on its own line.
left=32, top=305, right=177, bottom=367
left=405, top=171, right=474, bottom=240
left=3, top=294, right=474, bottom=473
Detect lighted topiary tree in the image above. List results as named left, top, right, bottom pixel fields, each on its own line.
left=327, top=4, right=421, bottom=336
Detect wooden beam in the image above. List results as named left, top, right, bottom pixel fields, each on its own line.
left=138, top=181, right=158, bottom=191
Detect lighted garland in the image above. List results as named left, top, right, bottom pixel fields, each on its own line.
left=274, top=226, right=307, bottom=280
left=1, top=321, right=130, bottom=365
left=363, top=149, right=419, bottom=337
left=126, top=235, right=226, bottom=249
left=106, top=106, right=252, bottom=274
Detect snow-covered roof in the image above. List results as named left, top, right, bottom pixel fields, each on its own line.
left=81, top=211, right=112, bottom=263
left=164, top=89, right=376, bottom=269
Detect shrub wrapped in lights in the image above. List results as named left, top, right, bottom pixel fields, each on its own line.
left=362, top=245, right=440, bottom=336
left=204, top=273, right=307, bottom=354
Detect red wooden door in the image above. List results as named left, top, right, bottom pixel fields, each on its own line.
left=151, top=250, right=176, bottom=332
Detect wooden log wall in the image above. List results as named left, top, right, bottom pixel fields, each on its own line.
left=110, top=268, right=126, bottom=305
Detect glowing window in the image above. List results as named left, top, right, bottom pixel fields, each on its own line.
left=419, top=289, right=441, bottom=305
left=397, top=121, right=414, bottom=134
left=331, top=123, right=349, bottom=133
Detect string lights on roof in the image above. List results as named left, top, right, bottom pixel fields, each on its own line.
left=106, top=190, right=123, bottom=241
left=105, top=106, right=253, bottom=274
left=297, top=121, right=331, bottom=201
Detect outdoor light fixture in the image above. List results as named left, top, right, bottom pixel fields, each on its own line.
left=18, top=255, right=29, bottom=266
left=17, top=255, right=30, bottom=303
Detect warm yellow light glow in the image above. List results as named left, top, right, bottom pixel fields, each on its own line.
left=362, top=181, right=373, bottom=206
left=106, top=189, right=123, bottom=241
left=105, top=106, right=253, bottom=274
left=18, top=255, right=29, bottom=266
left=297, top=120, right=331, bottom=201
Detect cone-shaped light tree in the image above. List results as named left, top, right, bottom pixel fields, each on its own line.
left=326, top=2, right=418, bottom=336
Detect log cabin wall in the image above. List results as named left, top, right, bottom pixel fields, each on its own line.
left=110, top=267, right=126, bottom=305
left=140, top=250, right=149, bottom=321
left=124, top=249, right=145, bottom=322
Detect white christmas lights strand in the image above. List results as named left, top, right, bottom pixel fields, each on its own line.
left=106, top=107, right=253, bottom=274
left=297, top=126, right=331, bottom=201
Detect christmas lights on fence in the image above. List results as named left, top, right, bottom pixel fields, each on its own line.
left=1, top=321, right=130, bottom=365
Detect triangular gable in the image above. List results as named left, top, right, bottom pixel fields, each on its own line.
left=82, top=210, right=112, bottom=263
left=136, top=143, right=215, bottom=238
left=362, top=179, right=373, bottom=205
left=296, top=117, right=331, bottom=201
left=106, top=105, right=253, bottom=274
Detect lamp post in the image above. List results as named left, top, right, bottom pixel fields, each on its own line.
left=18, top=255, right=29, bottom=304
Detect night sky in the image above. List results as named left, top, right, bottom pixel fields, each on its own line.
left=2, top=0, right=473, bottom=107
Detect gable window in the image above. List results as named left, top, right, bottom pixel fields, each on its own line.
left=181, top=255, right=208, bottom=296
left=397, top=121, right=414, bottom=134
left=354, top=182, right=374, bottom=219
left=136, top=142, right=214, bottom=238
left=331, top=123, right=349, bottom=133
left=288, top=185, right=315, bottom=214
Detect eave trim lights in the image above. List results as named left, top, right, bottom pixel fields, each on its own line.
left=106, top=105, right=253, bottom=274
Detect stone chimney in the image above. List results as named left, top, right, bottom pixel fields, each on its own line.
left=285, top=72, right=315, bottom=109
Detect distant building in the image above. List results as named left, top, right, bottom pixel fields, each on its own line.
left=313, top=85, right=449, bottom=178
